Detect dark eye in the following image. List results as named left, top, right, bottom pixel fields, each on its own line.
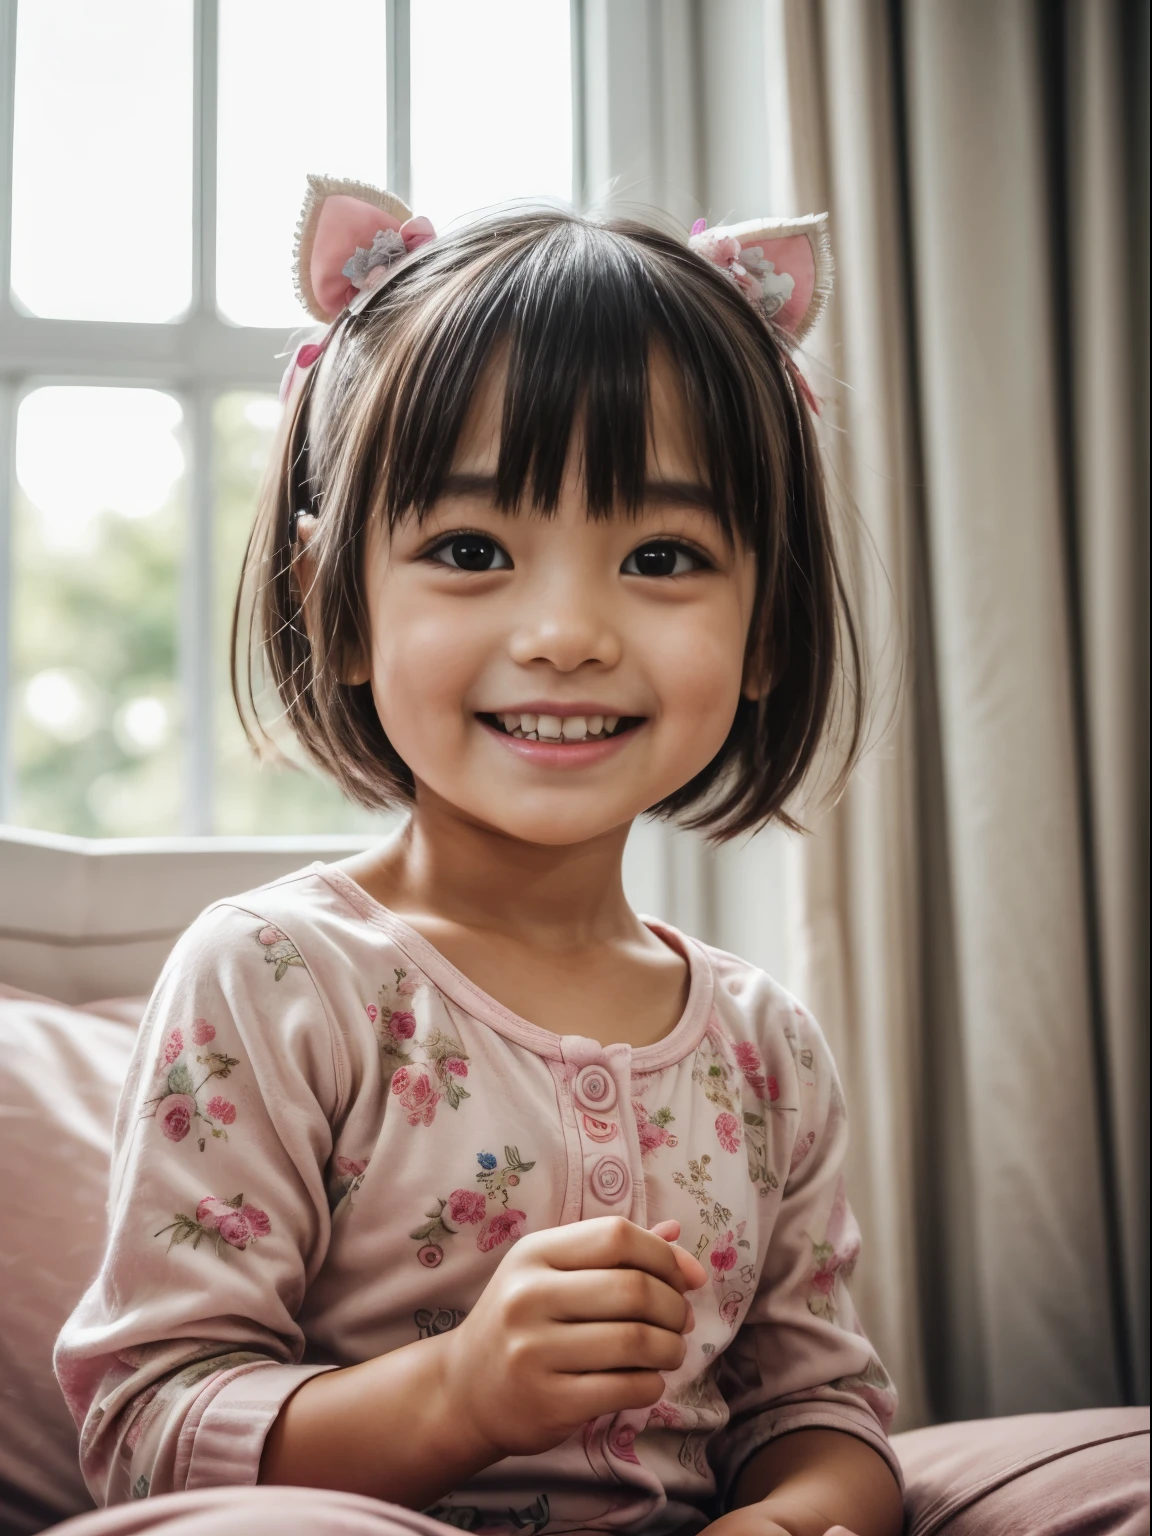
left=429, top=533, right=512, bottom=572
left=621, top=540, right=706, bottom=577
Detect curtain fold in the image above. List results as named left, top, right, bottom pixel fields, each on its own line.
left=904, top=0, right=1122, bottom=1416
left=1063, top=0, right=1150, bottom=1405
left=578, top=0, right=1147, bottom=1427
left=781, top=0, right=931, bottom=1429
left=777, top=0, right=1147, bottom=1424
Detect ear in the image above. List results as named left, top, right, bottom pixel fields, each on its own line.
left=741, top=666, right=772, bottom=703
left=293, top=514, right=372, bottom=686
left=740, top=632, right=774, bottom=702
left=690, top=213, right=832, bottom=344
left=341, top=641, right=372, bottom=687
left=293, top=174, right=418, bottom=322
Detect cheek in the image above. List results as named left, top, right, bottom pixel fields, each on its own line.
left=367, top=596, right=481, bottom=737
left=648, top=599, right=749, bottom=731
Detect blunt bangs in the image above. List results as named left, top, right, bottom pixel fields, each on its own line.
left=234, top=207, right=864, bottom=839
left=349, top=213, right=788, bottom=554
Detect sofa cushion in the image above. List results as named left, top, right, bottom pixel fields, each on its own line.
left=893, top=1406, right=1150, bottom=1534
left=0, top=986, right=143, bottom=1535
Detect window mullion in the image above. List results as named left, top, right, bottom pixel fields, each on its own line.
left=0, top=379, right=14, bottom=822
left=0, top=0, right=16, bottom=309
left=192, top=0, right=219, bottom=320
left=180, top=385, right=215, bottom=835
left=386, top=0, right=411, bottom=205
left=181, top=0, right=219, bottom=835
left=570, top=0, right=586, bottom=210
left=0, top=1, right=16, bottom=820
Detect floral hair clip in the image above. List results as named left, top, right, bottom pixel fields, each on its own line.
left=278, top=174, right=437, bottom=403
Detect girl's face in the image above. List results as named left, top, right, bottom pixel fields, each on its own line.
left=353, top=350, right=760, bottom=847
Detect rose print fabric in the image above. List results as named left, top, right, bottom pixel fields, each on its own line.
left=54, top=862, right=898, bottom=1530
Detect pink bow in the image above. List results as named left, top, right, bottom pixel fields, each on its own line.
left=279, top=196, right=437, bottom=401
left=400, top=216, right=436, bottom=250
left=310, top=195, right=436, bottom=320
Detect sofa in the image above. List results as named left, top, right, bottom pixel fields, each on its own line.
left=0, top=824, right=1146, bottom=1536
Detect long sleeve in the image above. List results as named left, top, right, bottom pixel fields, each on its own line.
left=54, top=901, right=345, bottom=1504
left=707, top=1004, right=901, bottom=1507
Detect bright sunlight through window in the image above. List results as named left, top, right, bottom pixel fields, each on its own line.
left=4, top=1, right=574, bottom=836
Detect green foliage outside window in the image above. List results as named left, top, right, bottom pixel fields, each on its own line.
left=12, top=485, right=184, bottom=837
left=10, top=388, right=396, bottom=839
left=211, top=391, right=395, bottom=837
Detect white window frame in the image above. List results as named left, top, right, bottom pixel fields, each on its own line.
left=0, top=0, right=447, bottom=833
left=0, top=0, right=706, bottom=840
left=0, top=0, right=794, bottom=987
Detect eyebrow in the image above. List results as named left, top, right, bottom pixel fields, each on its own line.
left=438, top=471, right=715, bottom=513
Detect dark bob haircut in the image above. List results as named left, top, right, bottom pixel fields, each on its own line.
left=232, top=207, right=864, bottom=840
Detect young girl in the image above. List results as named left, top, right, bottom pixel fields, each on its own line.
left=55, top=176, right=902, bottom=1536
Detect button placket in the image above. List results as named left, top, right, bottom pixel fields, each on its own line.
left=562, top=1046, right=643, bottom=1218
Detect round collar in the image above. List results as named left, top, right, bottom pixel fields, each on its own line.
left=315, top=862, right=714, bottom=1070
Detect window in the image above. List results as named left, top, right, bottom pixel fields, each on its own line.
left=2, top=0, right=798, bottom=983
left=0, top=0, right=574, bottom=836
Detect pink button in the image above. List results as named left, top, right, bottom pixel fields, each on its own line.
left=589, top=1155, right=631, bottom=1205
left=575, top=1065, right=617, bottom=1114
left=582, top=1114, right=618, bottom=1143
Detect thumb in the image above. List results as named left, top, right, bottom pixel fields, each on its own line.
left=649, top=1219, right=709, bottom=1291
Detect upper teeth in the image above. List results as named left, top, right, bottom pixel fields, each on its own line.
left=496, top=712, right=622, bottom=741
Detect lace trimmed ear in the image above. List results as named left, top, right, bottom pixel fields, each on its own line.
left=689, top=213, right=833, bottom=344
left=293, top=174, right=416, bottom=321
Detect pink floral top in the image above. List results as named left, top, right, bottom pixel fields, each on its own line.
left=55, top=862, right=898, bottom=1533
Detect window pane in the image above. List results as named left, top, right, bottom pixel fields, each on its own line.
left=11, top=1, right=193, bottom=322
left=11, top=389, right=186, bottom=835
left=216, top=1, right=390, bottom=329
left=410, top=0, right=572, bottom=229
left=212, top=392, right=400, bottom=836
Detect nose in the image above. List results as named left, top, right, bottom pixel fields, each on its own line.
left=506, top=571, right=623, bottom=673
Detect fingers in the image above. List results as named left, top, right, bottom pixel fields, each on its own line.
left=544, top=1320, right=687, bottom=1375
left=561, top=1369, right=669, bottom=1421
left=538, top=1267, right=694, bottom=1334
left=540, top=1216, right=692, bottom=1293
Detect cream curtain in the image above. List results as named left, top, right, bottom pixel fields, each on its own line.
left=574, top=0, right=1147, bottom=1429
left=778, top=0, right=1148, bottom=1426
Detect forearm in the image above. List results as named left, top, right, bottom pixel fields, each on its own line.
left=722, top=1427, right=903, bottom=1536
left=258, top=1333, right=499, bottom=1505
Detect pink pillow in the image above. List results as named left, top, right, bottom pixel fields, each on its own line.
left=0, top=985, right=143, bottom=1535
left=893, top=1406, right=1150, bottom=1534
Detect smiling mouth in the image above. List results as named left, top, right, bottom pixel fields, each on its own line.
left=478, top=711, right=644, bottom=743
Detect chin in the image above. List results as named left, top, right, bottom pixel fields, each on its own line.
left=473, top=800, right=637, bottom=849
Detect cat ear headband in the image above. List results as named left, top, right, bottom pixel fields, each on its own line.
left=686, top=214, right=832, bottom=342
left=278, top=174, right=436, bottom=405
left=280, top=174, right=833, bottom=397
left=279, top=178, right=834, bottom=528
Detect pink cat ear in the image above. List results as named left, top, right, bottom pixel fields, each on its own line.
left=689, top=213, right=832, bottom=344
left=293, top=174, right=426, bottom=322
